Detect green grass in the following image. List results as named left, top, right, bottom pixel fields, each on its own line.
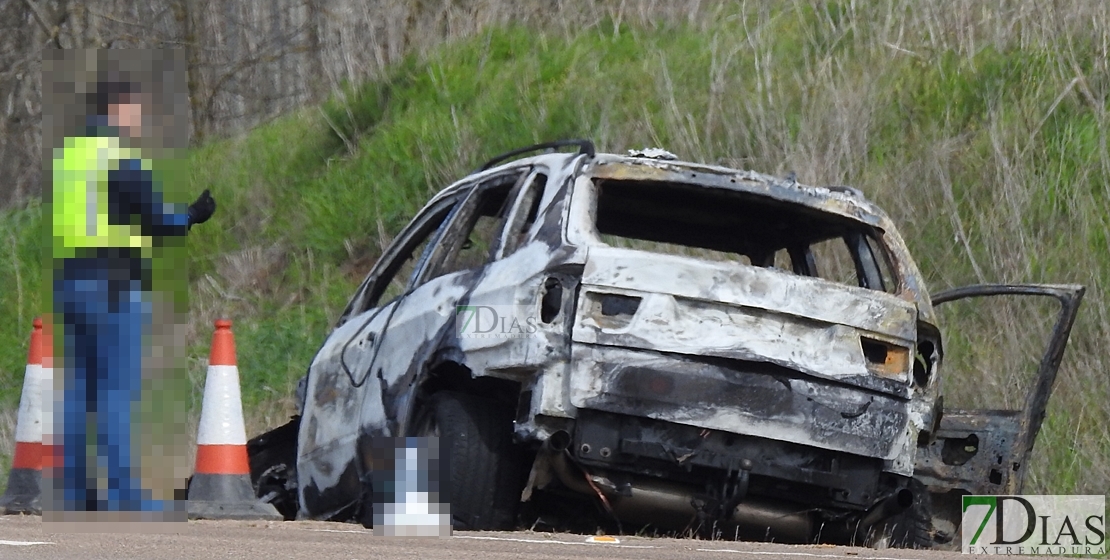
left=2, top=3, right=1108, bottom=500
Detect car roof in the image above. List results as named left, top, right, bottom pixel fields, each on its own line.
left=426, top=148, right=892, bottom=230
left=423, top=152, right=577, bottom=206
left=585, top=153, right=891, bottom=229
left=408, top=145, right=931, bottom=317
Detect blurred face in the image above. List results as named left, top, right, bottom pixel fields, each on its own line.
left=108, top=93, right=143, bottom=137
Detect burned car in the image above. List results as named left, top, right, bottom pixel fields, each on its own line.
left=248, top=140, right=1084, bottom=547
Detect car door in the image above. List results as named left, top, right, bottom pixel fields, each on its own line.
left=354, top=167, right=530, bottom=439
left=912, top=284, right=1085, bottom=543
left=450, top=168, right=556, bottom=359
left=297, top=194, right=462, bottom=517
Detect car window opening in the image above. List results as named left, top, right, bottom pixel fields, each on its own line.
left=502, top=173, right=548, bottom=256
left=592, top=178, right=897, bottom=292
left=365, top=200, right=458, bottom=311
left=436, top=177, right=517, bottom=276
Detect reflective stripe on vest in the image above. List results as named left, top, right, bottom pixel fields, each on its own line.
left=52, top=135, right=153, bottom=258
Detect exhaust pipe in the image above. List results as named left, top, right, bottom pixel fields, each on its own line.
left=730, top=499, right=814, bottom=543
left=858, top=488, right=915, bottom=532
left=542, top=434, right=813, bottom=542
left=547, top=430, right=571, bottom=453
left=604, top=476, right=814, bottom=542
left=544, top=431, right=595, bottom=495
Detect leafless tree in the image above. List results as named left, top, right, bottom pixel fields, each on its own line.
left=0, top=0, right=675, bottom=208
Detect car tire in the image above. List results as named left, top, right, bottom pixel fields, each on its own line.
left=418, top=390, right=524, bottom=531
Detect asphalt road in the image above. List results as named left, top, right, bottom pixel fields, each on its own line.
left=0, top=515, right=1007, bottom=560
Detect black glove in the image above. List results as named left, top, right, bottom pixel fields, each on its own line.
left=187, top=189, right=216, bottom=229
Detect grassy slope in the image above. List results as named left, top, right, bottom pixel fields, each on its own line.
left=1, top=4, right=1107, bottom=496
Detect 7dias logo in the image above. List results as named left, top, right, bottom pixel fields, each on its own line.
left=455, top=305, right=539, bottom=339
left=962, top=495, right=1105, bottom=555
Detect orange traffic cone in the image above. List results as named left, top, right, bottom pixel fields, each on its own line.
left=187, top=319, right=281, bottom=520
left=1, top=318, right=46, bottom=515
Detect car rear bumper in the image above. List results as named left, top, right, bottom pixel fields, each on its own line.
left=569, top=408, right=888, bottom=511
left=567, top=344, right=917, bottom=470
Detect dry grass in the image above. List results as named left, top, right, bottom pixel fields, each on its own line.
left=3, top=0, right=1108, bottom=500
left=185, top=0, right=1110, bottom=496
left=380, top=0, right=1110, bottom=494
left=0, top=408, right=13, bottom=488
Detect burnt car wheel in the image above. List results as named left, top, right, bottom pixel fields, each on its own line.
left=415, top=390, right=524, bottom=531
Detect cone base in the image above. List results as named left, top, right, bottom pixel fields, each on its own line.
left=187, top=473, right=281, bottom=521
left=0, top=468, right=42, bottom=515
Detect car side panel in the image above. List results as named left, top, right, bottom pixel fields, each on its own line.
left=296, top=303, right=394, bottom=518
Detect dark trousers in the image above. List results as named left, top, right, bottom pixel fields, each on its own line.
left=51, top=265, right=154, bottom=511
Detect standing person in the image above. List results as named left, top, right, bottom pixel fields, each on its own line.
left=48, top=78, right=216, bottom=515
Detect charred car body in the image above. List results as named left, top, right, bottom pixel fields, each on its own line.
left=248, top=140, right=1083, bottom=547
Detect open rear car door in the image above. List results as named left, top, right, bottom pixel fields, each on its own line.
left=913, top=284, right=1085, bottom=546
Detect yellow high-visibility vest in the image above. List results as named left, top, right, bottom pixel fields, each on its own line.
left=51, top=135, right=153, bottom=258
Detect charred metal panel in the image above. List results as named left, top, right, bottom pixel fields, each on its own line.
left=453, top=245, right=579, bottom=362
left=929, top=283, right=1084, bottom=486
left=914, top=411, right=1024, bottom=495
left=580, top=247, right=916, bottom=341
left=454, top=266, right=583, bottom=429
left=568, top=345, right=914, bottom=461
left=912, top=410, right=1025, bottom=545
left=573, top=248, right=916, bottom=396
left=572, top=409, right=885, bottom=510
left=297, top=456, right=361, bottom=521
left=585, top=157, right=886, bottom=228
left=359, top=275, right=474, bottom=434
left=299, top=306, right=388, bottom=456
left=577, top=289, right=910, bottom=394
left=914, top=284, right=1084, bottom=544
left=919, top=284, right=1084, bottom=494
left=295, top=273, right=472, bottom=519
left=574, top=158, right=938, bottom=325
left=295, top=302, right=394, bottom=517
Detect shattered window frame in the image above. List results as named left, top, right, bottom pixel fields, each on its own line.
left=574, top=175, right=903, bottom=294
left=418, top=168, right=529, bottom=281
left=338, top=195, right=463, bottom=323
left=497, top=168, right=549, bottom=258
